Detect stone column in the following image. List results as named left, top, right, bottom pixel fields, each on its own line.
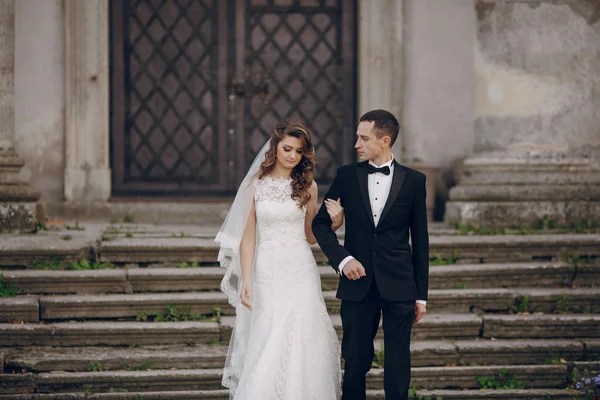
left=358, top=0, right=405, bottom=155
left=64, top=0, right=111, bottom=202
left=0, top=0, right=40, bottom=233
left=445, top=0, right=600, bottom=228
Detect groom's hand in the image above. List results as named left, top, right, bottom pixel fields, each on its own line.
left=414, top=302, right=426, bottom=323
left=344, top=259, right=366, bottom=280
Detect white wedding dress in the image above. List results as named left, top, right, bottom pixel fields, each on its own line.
left=232, top=176, right=341, bottom=400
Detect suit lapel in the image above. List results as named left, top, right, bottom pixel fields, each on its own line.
left=356, top=162, right=375, bottom=228
left=378, top=160, right=406, bottom=226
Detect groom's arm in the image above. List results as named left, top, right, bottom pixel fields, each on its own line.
left=410, top=175, right=430, bottom=302
left=312, top=168, right=351, bottom=273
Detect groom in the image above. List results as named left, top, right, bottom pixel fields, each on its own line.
left=313, top=110, right=429, bottom=400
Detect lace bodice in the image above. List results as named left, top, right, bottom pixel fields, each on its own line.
left=254, top=177, right=307, bottom=245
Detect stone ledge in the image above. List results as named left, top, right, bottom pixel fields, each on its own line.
left=39, top=292, right=233, bottom=320
left=2, top=269, right=129, bottom=294
left=127, top=267, right=223, bottom=292
left=0, top=235, right=94, bottom=267
left=367, top=364, right=567, bottom=390
left=454, top=339, right=584, bottom=365
left=0, top=322, right=220, bottom=347
left=519, top=288, right=600, bottom=313
left=445, top=200, right=600, bottom=228
left=35, top=369, right=223, bottom=393
left=0, top=296, right=39, bottom=322
left=366, top=389, right=574, bottom=400
left=0, top=373, right=36, bottom=395
left=6, top=344, right=228, bottom=373
left=483, top=314, right=600, bottom=338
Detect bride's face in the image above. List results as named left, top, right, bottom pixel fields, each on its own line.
left=276, top=135, right=304, bottom=170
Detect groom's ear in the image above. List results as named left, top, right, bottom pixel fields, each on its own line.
left=382, top=135, right=392, bottom=148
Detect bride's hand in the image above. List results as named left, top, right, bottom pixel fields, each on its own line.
left=240, top=282, right=252, bottom=310
left=325, top=198, right=344, bottom=230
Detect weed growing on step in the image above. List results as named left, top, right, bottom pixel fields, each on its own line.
left=544, top=353, right=564, bottom=365
left=455, top=281, right=469, bottom=289
left=509, top=294, right=531, bottom=314
left=108, top=388, right=128, bottom=393
left=120, top=361, right=152, bottom=371
left=176, top=261, right=199, bottom=268
left=371, top=342, right=384, bottom=368
left=125, top=233, right=133, bottom=238
left=454, top=217, right=599, bottom=235
left=561, top=253, right=597, bottom=268
left=123, top=213, right=136, bottom=223
left=455, top=224, right=506, bottom=235
left=28, top=259, right=114, bottom=271
left=555, top=292, right=586, bottom=314
left=172, top=232, right=190, bottom=238
left=136, top=305, right=221, bottom=323
left=476, top=368, right=524, bottom=389
left=0, top=274, right=19, bottom=297
left=408, top=387, right=442, bottom=400
left=135, top=395, right=143, bottom=400
left=430, top=251, right=459, bottom=266
left=210, top=338, right=223, bottom=347
left=87, top=360, right=103, bottom=372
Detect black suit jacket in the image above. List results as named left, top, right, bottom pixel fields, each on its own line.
left=312, top=161, right=429, bottom=302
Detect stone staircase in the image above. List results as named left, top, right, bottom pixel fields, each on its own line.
left=0, top=222, right=599, bottom=399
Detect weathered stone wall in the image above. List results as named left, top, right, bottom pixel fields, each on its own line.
left=402, top=0, right=477, bottom=168
left=475, top=0, right=600, bottom=153
left=14, top=0, right=65, bottom=201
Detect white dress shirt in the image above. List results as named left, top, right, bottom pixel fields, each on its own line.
left=338, top=155, right=426, bottom=306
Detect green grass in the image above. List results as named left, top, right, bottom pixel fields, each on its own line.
left=430, top=251, right=459, bottom=266
left=136, top=306, right=221, bottom=323
left=476, top=368, right=524, bottom=389
left=28, top=259, right=115, bottom=271
left=0, top=274, right=19, bottom=297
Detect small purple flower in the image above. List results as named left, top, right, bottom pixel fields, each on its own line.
left=585, top=378, right=591, bottom=385
left=594, top=375, right=600, bottom=385
left=576, top=382, right=582, bottom=390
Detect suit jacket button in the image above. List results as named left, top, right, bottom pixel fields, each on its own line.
left=373, top=233, right=377, bottom=238
left=372, top=251, right=377, bottom=257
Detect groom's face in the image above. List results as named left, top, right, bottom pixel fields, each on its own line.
left=355, top=121, right=387, bottom=162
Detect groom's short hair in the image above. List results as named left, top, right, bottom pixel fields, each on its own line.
left=359, top=109, right=399, bottom=146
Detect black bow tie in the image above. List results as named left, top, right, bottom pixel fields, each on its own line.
left=366, top=165, right=391, bottom=175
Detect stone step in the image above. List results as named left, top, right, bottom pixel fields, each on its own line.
left=325, top=287, right=600, bottom=314
left=0, top=392, right=229, bottom=400
left=5, top=339, right=592, bottom=373
left=0, top=364, right=568, bottom=394
left=2, top=313, right=598, bottom=349
left=0, top=296, right=38, bottom=322
left=4, top=261, right=595, bottom=295
left=366, top=389, right=574, bottom=400
left=0, top=234, right=96, bottom=268
left=483, top=314, right=600, bottom=338
left=37, top=292, right=234, bottom=321
left=4, top=287, right=593, bottom=322
left=0, top=322, right=221, bottom=347
left=97, top=234, right=600, bottom=265
left=0, top=389, right=576, bottom=400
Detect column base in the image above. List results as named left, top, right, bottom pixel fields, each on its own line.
left=445, top=150, right=600, bottom=228
left=0, top=148, right=41, bottom=233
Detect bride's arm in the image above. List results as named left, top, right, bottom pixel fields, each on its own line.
left=240, top=199, right=257, bottom=285
left=304, top=182, right=319, bottom=245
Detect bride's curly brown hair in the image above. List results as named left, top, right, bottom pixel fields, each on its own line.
left=258, top=119, right=316, bottom=207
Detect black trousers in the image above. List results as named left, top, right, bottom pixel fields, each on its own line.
left=340, top=279, right=414, bottom=400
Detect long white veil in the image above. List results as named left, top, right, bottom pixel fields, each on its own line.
left=215, top=140, right=270, bottom=397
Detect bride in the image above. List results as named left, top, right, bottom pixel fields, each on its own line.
left=216, top=119, right=342, bottom=400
